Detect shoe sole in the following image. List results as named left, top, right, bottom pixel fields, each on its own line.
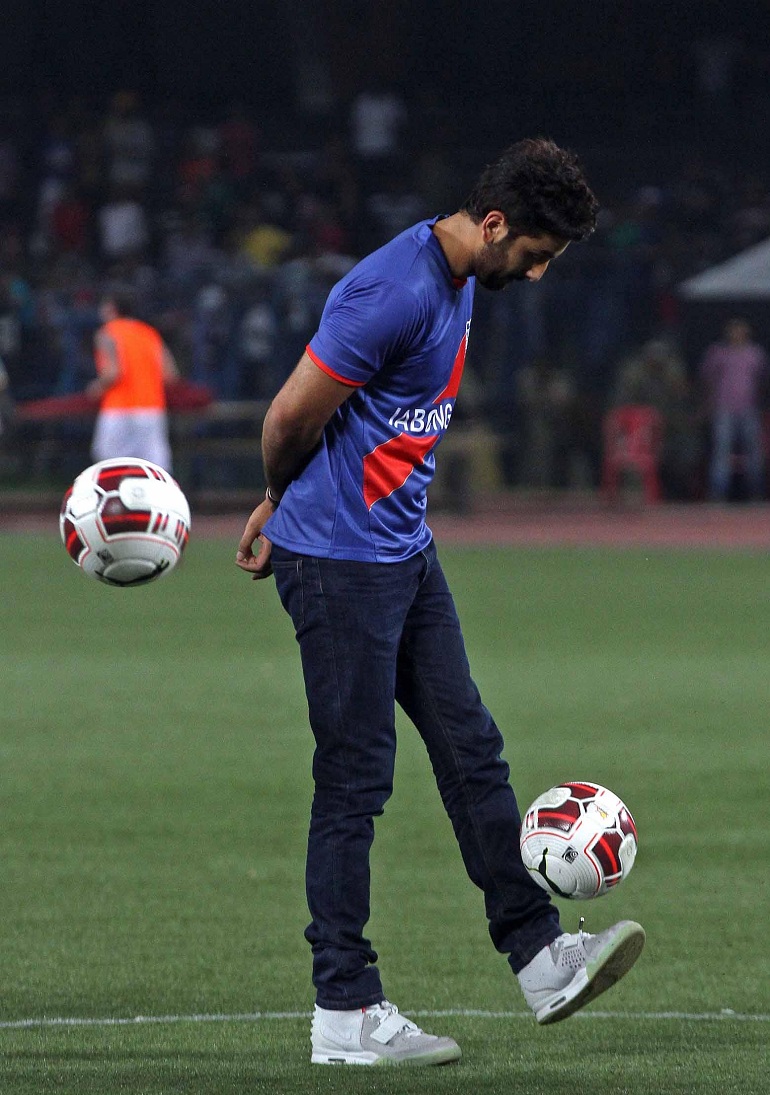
left=311, top=1044, right=462, bottom=1067
left=536, top=921, right=646, bottom=1025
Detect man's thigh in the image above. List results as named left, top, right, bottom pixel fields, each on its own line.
left=271, top=548, right=425, bottom=757
left=395, top=545, right=506, bottom=777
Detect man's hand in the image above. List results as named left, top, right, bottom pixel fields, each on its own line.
left=235, top=351, right=353, bottom=582
left=235, top=497, right=275, bottom=580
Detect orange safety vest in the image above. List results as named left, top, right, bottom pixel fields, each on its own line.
left=96, top=318, right=167, bottom=411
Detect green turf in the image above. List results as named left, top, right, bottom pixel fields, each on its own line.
left=1, top=533, right=768, bottom=1093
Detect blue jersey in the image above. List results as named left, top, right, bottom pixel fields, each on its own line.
left=264, top=218, right=475, bottom=561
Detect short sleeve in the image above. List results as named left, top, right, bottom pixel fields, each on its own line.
left=308, top=277, right=426, bottom=386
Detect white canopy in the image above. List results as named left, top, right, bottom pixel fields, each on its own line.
left=679, top=237, right=770, bottom=300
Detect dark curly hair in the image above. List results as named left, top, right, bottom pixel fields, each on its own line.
left=462, top=138, right=598, bottom=241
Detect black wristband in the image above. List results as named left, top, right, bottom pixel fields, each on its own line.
left=265, top=486, right=282, bottom=506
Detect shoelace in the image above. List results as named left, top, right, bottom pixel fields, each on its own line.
left=368, top=1002, right=422, bottom=1037
left=551, top=916, right=590, bottom=968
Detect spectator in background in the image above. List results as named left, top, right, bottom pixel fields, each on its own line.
left=103, top=90, right=155, bottom=192
left=190, top=283, right=239, bottom=400
left=37, top=113, right=76, bottom=200
left=349, top=80, right=407, bottom=192
left=269, top=241, right=341, bottom=386
left=700, top=318, right=769, bottom=501
left=97, top=185, right=150, bottom=264
left=175, top=125, right=219, bottom=212
left=87, top=286, right=179, bottom=470
left=49, top=280, right=100, bottom=396
left=237, top=284, right=278, bottom=399
left=611, top=338, right=687, bottom=408
left=515, top=356, right=576, bottom=488
left=31, top=113, right=77, bottom=258
left=610, top=338, right=701, bottom=500
left=238, top=198, right=293, bottom=269
left=50, top=182, right=92, bottom=257
left=163, top=214, right=216, bottom=290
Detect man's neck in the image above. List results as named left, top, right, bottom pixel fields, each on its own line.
left=431, top=212, right=477, bottom=279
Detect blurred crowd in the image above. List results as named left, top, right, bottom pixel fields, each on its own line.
left=1, top=85, right=770, bottom=498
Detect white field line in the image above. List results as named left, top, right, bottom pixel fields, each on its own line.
left=0, top=1007, right=767, bottom=1031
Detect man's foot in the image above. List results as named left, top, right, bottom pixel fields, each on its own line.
left=311, top=1000, right=462, bottom=1066
left=518, top=919, right=645, bottom=1024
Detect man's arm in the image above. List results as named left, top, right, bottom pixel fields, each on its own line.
left=161, top=344, right=180, bottom=384
left=86, top=331, right=121, bottom=398
left=236, top=351, right=355, bottom=579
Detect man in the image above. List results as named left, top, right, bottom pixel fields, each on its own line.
left=700, top=317, right=768, bottom=501
left=87, top=288, right=179, bottom=471
left=236, top=138, right=645, bottom=1066
left=610, top=339, right=701, bottom=501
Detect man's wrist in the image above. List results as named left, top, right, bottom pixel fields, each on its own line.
left=265, top=485, right=282, bottom=506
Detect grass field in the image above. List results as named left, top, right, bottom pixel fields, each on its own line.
left=1, top=530, right=768, bottom=1093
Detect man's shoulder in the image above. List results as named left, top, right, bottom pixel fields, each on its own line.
left=331, top=239, right=430, bottom=312
left=355, top=219, right=438, bottom=275
left=342, top=219, right=458, bottom=310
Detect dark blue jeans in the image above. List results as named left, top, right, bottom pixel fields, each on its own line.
left=271, top=538, right=561, bottom=1009
left=709, top=408, right=765, bottom=501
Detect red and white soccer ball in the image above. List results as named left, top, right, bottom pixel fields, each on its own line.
left=60, top=458, right=190, bottom=587
left=520, top=781, right=638, bottom=900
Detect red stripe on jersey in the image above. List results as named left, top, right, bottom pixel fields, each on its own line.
left=434, top=330, right=467, bottom=403
left=363, top=432, right=437, bottom=510
left=306, top=345, right=365, bottom=387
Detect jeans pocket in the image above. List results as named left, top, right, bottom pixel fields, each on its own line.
left=272, top=557, right=305, bottom=629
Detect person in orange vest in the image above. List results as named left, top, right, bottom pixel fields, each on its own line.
left=87, top=287, right=179, bottom=470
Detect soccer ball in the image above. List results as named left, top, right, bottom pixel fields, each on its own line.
left=520, top=781, right=638, bottom=900
left=60, top=458, right=190, bottom=587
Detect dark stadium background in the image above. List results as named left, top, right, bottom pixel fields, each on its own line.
left=1, top=0, right=769, bottom=499
left=1, top=1, right=766, bottom=151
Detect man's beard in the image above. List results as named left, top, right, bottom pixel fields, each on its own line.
left=473, top=240, right=528, bottom=291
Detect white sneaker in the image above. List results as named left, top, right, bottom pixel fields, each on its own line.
left=518, top=919, right=645, bottom=1024
left=311, top=1000, right=462, bottom=1066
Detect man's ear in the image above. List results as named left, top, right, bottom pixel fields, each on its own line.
left=481, top=210, right=509, bottom=243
